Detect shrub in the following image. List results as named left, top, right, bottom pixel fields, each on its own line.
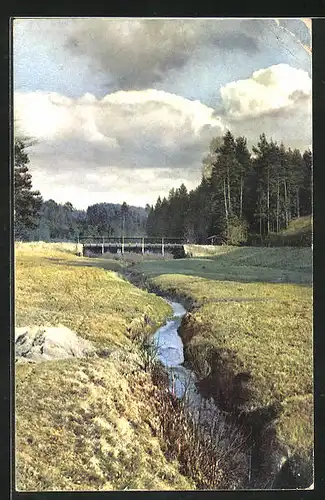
left=223, top=216, right=248, bottom=246
left=171, top=247, right=186, bottom=259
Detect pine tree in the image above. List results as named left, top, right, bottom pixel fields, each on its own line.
left=252, top=134, right=272, bottom=236
left=235, top=136, right=252, bottom=220
left=14, top=138, right=42, bottom=239
left=211, top=131, right=240, bottom=240
left=301, top=150, right=312, bottom=216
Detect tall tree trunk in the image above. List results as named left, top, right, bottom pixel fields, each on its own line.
left=223, top=178, right=229, bottom=240
left=227, top=166, right=232, bottom=215
left=276, top=177, right=280, bottom=233
left=296, top=188, right=300, bottom=218
left=259, top=198, right=262, bottom=239
left=239, top=175, right=243, bottom=218
left=284, top=179, right=288, bottom=227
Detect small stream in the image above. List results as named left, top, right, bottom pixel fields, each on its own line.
left=151, top=300, right=313, bottom=490
left=152, top=300, right=227, bottom=432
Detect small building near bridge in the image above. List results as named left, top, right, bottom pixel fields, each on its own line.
left=207, top=235, right=226, bottom=245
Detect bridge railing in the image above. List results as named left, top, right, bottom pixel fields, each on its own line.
left=79, top=236, right=186, bottom=256
left=78, top=236, right=185, bottom=245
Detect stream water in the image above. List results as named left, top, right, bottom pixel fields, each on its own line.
left=152, top=301, right=313, bottom=490
left=152, top=300, right=224, bottom=430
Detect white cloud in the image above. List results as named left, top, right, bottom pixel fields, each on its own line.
left=220, top=63, right=311, bottom=119
left=15, top=89, right=224, bottom=142
left=14, top=63, right=312, bottom=208
left=14, top=89, right=225, bottom=207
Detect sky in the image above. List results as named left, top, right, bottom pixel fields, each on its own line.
left=13, top=18, right=312, bottom=209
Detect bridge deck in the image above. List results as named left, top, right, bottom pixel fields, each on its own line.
left=83, top=242, right=183, bottom=248
left=79, top=239, right=185, bottom=256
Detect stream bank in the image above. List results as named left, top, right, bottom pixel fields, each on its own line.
left=149, top=300, right=250, bottom=489
left=125, top=268, right=313, bottom=490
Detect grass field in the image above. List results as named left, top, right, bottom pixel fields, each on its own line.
left=141, top=246, right=312, bottom=284
left=265, top=215, right=312, bottom=247
left=15, top=244, right=171, bottom=349
left=133, top=245, right=313, bottom=460
left=15, top=241, right=313, bottom=489
left=15, top=243, right=196, bottom=491
left=16, top=354, right=195, bottom=491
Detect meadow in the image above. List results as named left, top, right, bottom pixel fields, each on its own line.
left=133, top=245, right=313, bottom=462
left=15, top=243, right=196, bottom=490
left=15, top=241, right=313, bottom=489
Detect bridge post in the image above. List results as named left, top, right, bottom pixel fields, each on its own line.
left=142, top=237, right=145, bottom=255
left=102, top=236, right=105, bottom=255
left=162, top=237, right=164, bottom=256
left=122, top=236, right=125, bottom=254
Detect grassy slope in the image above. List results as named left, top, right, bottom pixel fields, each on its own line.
left=145, top=246, right=311, bottom=284
left=15, top=243, right=194, bottom=491
left=134, top=246, right=313, bottom=458
left=15, top=244, right=171, bottom=349
left=265, top=215, right=312, bottom=247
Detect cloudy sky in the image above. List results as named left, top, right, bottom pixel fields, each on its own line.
left=13, top=18, right=312, bottom=209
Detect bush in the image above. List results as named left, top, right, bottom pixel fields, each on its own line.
left=171, top=246, right=186, bottom=259
left=223, top=216, right=248, bottom=246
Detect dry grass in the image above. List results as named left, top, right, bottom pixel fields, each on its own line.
left=15, top=241, right=77, bottom=255
left=149, top=364, right=250, bottom=490
left=183, top=298, right=312, bottom=403
left=16, top=353, right=194, bottom=491
left=276, top=394, right=314, bottom=459
left=15, top=242, right=197, bottom=491
left=15, top=244, right=171, bottom=349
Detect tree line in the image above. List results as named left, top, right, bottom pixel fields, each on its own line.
left=146, top=131, right=312, bottom=245
left=14, top=138, right=147, bottom=241
left=14, top=132, right=312, bottom=245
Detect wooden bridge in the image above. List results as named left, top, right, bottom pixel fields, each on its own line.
left=77, top=236, right=186, bottom=258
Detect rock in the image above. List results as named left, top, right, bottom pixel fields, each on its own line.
left=15, top=325, right=96, bottom=362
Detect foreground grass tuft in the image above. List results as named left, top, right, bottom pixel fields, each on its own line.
left=16, top=353, right=194, bottom=490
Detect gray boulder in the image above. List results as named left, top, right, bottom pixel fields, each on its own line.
left=15, top=325, right=96, bottom=362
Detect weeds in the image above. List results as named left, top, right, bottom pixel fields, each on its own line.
left=150, top=362, right=250, bottom=490
left=131, top=319, right=250, bottom=490
left=133, top=330, right=160, bottom=373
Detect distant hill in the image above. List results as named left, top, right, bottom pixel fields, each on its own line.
left=22, top=200, right=148, bottom=242
left=85, top=202, right=148, bottom=238
left=265, top=216, right=312, bottom=247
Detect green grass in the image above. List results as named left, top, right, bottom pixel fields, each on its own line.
left=16, top=245, right=171, bottom=349
left=134, top=246, right=312, bottom=285
left=132, top=246, right=313, bottom=459
left=265, top=215, right=312, bottom=247
left=15, top=243, right=197, bottom=491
